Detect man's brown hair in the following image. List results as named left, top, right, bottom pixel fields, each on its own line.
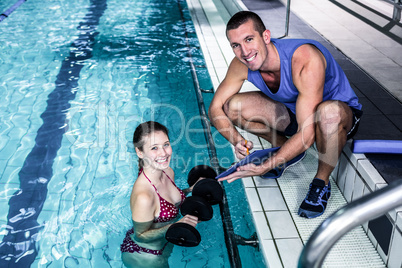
left=226, top=11, right=266, bottom=36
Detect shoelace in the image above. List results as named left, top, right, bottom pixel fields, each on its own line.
left=307, top=184, right=324, bottom=203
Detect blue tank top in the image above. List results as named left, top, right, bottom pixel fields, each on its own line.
left=247, top=39, right=362, bottom=114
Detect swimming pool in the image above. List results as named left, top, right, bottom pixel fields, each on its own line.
left=0, top=0, right=265, bottom=266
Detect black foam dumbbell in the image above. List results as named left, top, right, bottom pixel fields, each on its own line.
left=165, top=195, right=212, bottom=247
left=188, top=165, right=223, bottom=205
left=165, top=165, right=223, bottom=247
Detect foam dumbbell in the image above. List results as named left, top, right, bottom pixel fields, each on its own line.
left=188, top=165, right=223, bottom=205
left=165, top=195, right=212, bottom=247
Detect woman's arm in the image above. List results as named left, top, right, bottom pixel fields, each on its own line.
left=132, top=219, right=174, bottom=243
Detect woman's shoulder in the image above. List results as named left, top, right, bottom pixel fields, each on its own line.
left=132, top=190, right=155, bottom=207
left=131, top=177, right=155, bottom=206
left=164, top=167, right=175, bottom=181
left=130, top=183, right=157, bottom=221
left=131, top=194, right=157, bottom=222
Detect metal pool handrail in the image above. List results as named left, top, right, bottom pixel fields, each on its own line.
left=298, top=179, right=402, bottom=268
left=278, top=0, right=291, bottom=39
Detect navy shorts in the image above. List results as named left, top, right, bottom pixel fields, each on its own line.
left=346, top=107, right=363, bottom=140
left=281, top=106, right=363, bottom=140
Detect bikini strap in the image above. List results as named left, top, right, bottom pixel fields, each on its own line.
left=142, top=170, right=184, bottom=202
left=163, top=171, right=181, bottom=192
left=142, top=170, right=161, bottom=196
left=163, top=171, right=186, bottom=204
left=162, top=170, right=174, bottom=184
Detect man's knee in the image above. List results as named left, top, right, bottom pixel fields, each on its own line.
left=223, top=94, right=243, bottom=121
left=316, top=101, right=350, bottom=134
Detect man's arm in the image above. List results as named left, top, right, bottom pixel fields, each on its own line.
left=291, top=44, right=326, bottom=147
left=265, top=44, right=327, bottom=173
left=218, top=44, right=327, bottom=183
left=208, top=57, right=249, bottom=146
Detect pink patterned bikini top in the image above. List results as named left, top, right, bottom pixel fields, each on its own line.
left=142, top=170, right=186, bottom=223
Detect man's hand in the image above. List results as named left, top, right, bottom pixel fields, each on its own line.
left=217, top=162, right=266, bottom=183
left=235, top=139, right=253, bottom=159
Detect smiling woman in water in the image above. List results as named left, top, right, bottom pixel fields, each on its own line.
left=120, top=121, right=198, bottom=268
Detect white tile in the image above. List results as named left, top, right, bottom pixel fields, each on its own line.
left=258, top=187, right=288, bottom=211
left=375, top=183, right=388, bottom=191
left=211, top=55, right=229, bottom=69
left=254, top=176, right=279, bottom=187
left=242, top=176, right=254, bottom=188
left=337, top=153, right=348, bottom=192
left=261, top=239, right=283, bottom=268
left=363, top=184, right=372, bottom=196
left=362, top=221, right=369, bottom=233
left=253, top=211, right=272, bottom=240
left=315, top=25, right=358, bottom=42
left=265, top=211, right=299, bottom=239
left=388, top=226, right=402, bottom=268
left=343, top=163, right=356, bottom=202
left=367, top=229, right=378, bottom=250
left=376, top=241, right=387, bottom=265
left=396, top=212, right=402, bottom=232
left=383, top=187, right=402, bottom=223
left=276, top=238, right=304, bottom=268
left=351, top=174, right=365, bottom=202
left=361, top=186, right=371, bottom=234
left=245, top=188, right=263, bottom=212
left=260, top=141, right=273, bottom=150
left=214, top=67, right=229, bottom=82
left=240, top=80, right=260, bottom=92
left=331, top=160, right=340, bottom=181
left=343, top=140, right=366, bottom=167
left=356, top=159, right=386, bottom=192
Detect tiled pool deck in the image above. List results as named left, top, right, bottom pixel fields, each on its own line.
left=185, top=0, right=402, bottom=267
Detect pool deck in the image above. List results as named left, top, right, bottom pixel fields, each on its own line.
left=185, top=0, right=402, bottom=267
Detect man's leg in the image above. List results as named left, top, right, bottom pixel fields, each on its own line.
left=223, top=91, right=290, bottom=147
left=298, top=100, right=353, bottom=218
left=314, top=100, right=354, bottom=184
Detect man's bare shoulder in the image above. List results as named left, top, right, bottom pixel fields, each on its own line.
left=293, top=44, right=325, bottom=64
left=212, top=57, right=248, bottom=103
left=226, top=57, right=248, bottom=80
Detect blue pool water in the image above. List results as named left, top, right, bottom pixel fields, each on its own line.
left=0, top=0, right=265, bottom=267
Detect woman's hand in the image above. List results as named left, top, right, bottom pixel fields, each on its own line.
left=177, top=214, right=198, bottom=227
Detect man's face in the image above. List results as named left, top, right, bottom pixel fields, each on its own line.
left=227, top=20, right=269, bottom=71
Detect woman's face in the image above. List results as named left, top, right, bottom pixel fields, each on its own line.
left=136, top=131, right=172, bottom=171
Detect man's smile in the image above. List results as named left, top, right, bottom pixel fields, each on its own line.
left=245, top=53, right=257, bottom=62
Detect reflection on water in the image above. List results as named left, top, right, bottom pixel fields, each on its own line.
left=0, top=0, right=107, bottom=266
left=0, top=0, right=265, bottom=267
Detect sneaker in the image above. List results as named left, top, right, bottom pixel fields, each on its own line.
left=298, top=178, right=331, bottom=218
left=261, top=151, right=306, bottom=179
